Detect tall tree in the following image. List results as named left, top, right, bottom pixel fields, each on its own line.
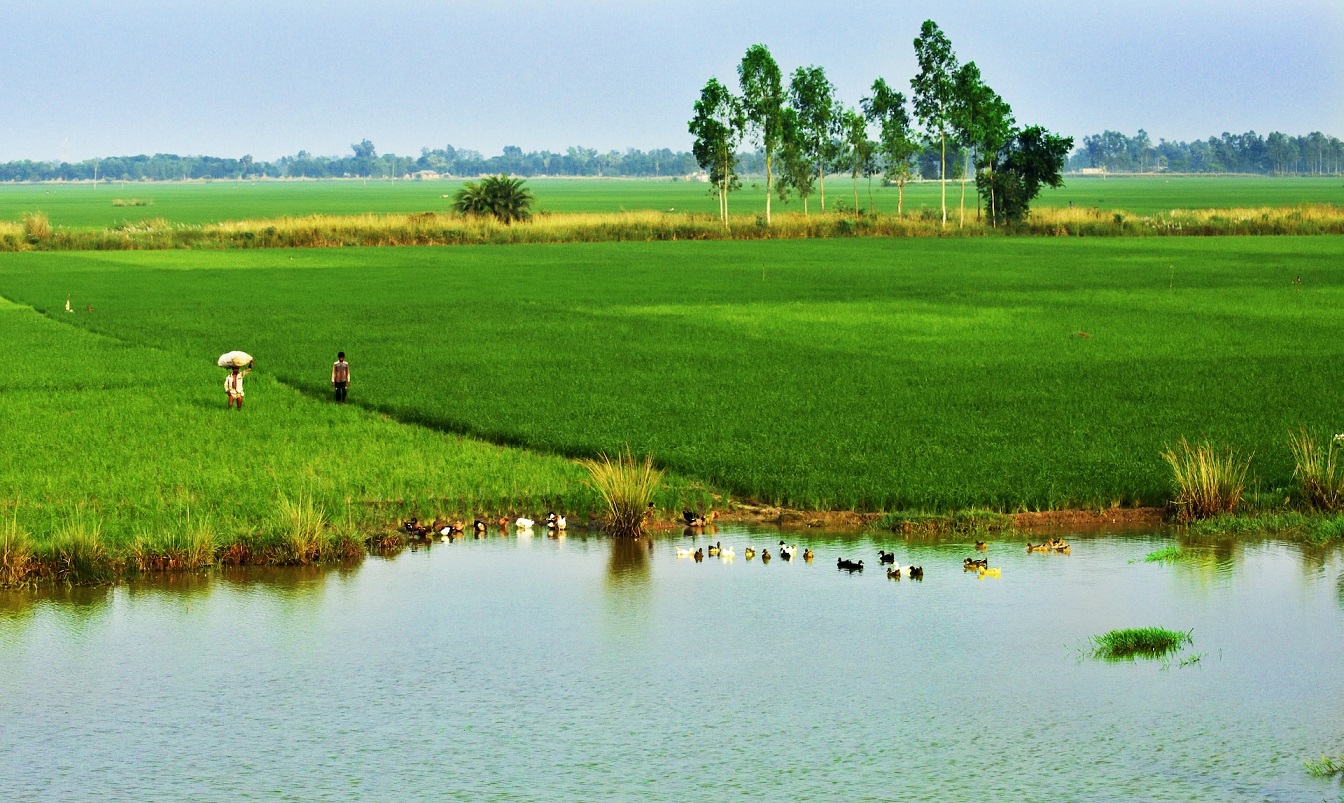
left=775, top=107, right=818, bottom=214
left=688, top=77, right=745, bottom=227
left=862, top=78, right=919, bottom=217
left=738, top=44, right=786, bottom=226
left=789, top=66, right=838, bottom=213
left=976, top=125, right=1073, bottom=224
left=950, top=64, right=1013, bottom=225
left=911, top=19, right=958, bottom=228
left=838, top=106, right=876, bottom=213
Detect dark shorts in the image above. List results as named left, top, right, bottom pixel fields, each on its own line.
left=334, top=381, right=348, bottom=401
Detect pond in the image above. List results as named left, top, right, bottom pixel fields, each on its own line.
left=1, top=526, right=1342, bottom=801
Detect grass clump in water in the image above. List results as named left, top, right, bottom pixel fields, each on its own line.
left=1304, top=754, right=1343, bottom=779
left=130, top=517, right=217, bottom=572
left=1161, top=438, right=1251, bottom=521
left=580, top=447, right=663, bottom=537
left=1288, top=428, right=1344, bottom=512
left=1089, top=627, right=1192, bottom=661
left=267, top=493, right=331, bottom=564
left=1142, top=545, right=1184, bottom=563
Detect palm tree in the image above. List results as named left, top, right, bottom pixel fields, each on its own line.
left=451, top=175, right=534, bottom=224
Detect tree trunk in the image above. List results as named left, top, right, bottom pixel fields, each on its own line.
left=818, top=160, right=826, bottom=213
left=959, top=149, right=968, bottom=228
left=765, top=152, right=772, bottom=225
left=867, top=175, right=874, bottom=215
left=940, top=130, right=947, bottom=228
left=897, top=180, right=905, bottom=217
left=852, top=170, right=859, bottom=214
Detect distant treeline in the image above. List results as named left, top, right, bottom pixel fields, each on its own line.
left=0, top=139, right=702, bottom=183
left=1068, top=130, right=1344, bottom=175
left=1, top=129, right=1340, bottom=183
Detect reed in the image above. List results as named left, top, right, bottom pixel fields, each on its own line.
left=1142, top=545, right=1184, bottom=563
left=580, top=447, right=664, bottom=537
left=1089, top=627, right=1192, bottom=661
left=1161, top=438, right=1251, bottom=521
left=21, top=212, right=51, bottom=242
left=1287, top=428, right=1344, bottom=512
left=0, top=514, right=38, bottom=587
left=267, top=493, right=331, bottom=564
left=39, top=516, right=119, bottom=584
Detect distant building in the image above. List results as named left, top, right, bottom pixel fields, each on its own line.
left=410, top=170, right=442, bottom=180
left=1079, top=167, right=1107, bottom=176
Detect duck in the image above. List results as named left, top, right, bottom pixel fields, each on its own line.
left=837, top=558, right=864, bottom=572
left=682, top=509, right=706, bottom=527
left=803, top=548, right=814, bottom=562
left=675, top=546, right=696, bottom=558
left=761, top=549, right=771, bottom=563
left=978, top=567, right=1002, bottom=579
left=515, top=517, right=534, bottom=529
left=963, top=557, right=989, bottom=571
left=546, top=512, right=567, bottom=530
left=719, top=546, right=735, bottom=559
left=778, top=542, right=797, bottom=560
left=1026, top=542, right=1044, bottom=553
left=878, top=550, right=896, bottom=565
left=707, top=542, right=721, bottom=556
left=473, top=519, right=488, bottom=533
left=693, top=548, right=704, bottom=562
left=974, top=541, right=988, bottom=551
left=744, top=547, right=756, bottom=560
left=497, top=516, right=510, bottom=527
left=908, top=565, right=924, bottom=580
left=887, top=566, right=902, bottom=580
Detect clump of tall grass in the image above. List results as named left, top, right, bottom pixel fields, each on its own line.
left=130, top=518, right=217, bottom=572
left=1161, top=438, right=1251, bottom=521
left=267, top=493, right=332, bottom=564
left=1287, top=428, right=1344, bottom=512
left=1304, top=754, right=1343, bottom=779
left=1, top=515, right=38, bottom=587
left=875, top=509, right=1013, bottom=535
left=39, top=516, right=119, bottom=584
left=1089, top=627, right=1192, bottom=661
left=580, top=447, right=664, bottom=537
left=21, top=212, right=51, bottom=242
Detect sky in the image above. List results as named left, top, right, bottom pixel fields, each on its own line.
left=3, top=0, right=1341, bottom=162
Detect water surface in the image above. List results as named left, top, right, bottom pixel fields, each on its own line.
left=1, top=528, right=1342, bottom=801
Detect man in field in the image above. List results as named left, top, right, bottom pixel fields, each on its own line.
left=225, top=365, right=250, bottom=410
left=331, top=351, right=350, bottom=403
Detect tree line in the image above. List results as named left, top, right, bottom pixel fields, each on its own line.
left=0, top=141, right=702, bottom=183
left=689, top=21, right=1073, bottom=228
left=1072, top=129, right=1344, bottom=175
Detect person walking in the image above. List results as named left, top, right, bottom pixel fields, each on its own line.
left=331, top=351, right=350, bottom=403
left=225, top=364, right=250, bottom=410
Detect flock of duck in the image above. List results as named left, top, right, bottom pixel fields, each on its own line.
left=402, top=509, right=1072, bottom=582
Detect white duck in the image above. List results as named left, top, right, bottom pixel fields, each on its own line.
left=515, top=517, right=535, bottom=529
left=675, top=546, right=696, bottom=558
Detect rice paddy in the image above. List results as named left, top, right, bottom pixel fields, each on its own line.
left=1, top=174, right=1339, bottom=230
left=2, top=234, right=1342, bottom=541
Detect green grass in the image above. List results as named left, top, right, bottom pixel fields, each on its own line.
left=1089, top=627, right=1192, bottom=661
left=3, top=236, right=1343, bottom=519
left=0, top=296, right=716, bottom=565
left=1, top=175, right=1339, bottom=230
left=1304, top=754, right=1343, bottom=779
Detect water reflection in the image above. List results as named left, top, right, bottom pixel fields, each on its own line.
left=606, top=536, right=652, bottom=589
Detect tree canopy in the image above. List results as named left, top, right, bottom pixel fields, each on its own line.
left=450, top=175, right=535, bottom=224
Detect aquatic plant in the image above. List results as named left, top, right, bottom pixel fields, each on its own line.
left=130, top=517, right=217, bottom=572
left=1089, top=627, right=1192, bottom=661
left=1142, top=545, right=1184, bottom=563
left=1304, top=754, right=1343, bottom=779
left=580, top=447, right=664, bottom=537
left=269, top=493, right=330, bottom=564
left=1287, top=427, right=1344, bottom=512
left=1161, top=438, right=1251, bottom=521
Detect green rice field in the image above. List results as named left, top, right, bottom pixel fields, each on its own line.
left=1, top=175, right=1340, bottom=230
left=3, top=235, right=1342, bottom=541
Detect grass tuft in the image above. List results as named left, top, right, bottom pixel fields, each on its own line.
left=21, top=212, right=51, bottom=242
left=268, top=493, right=331, bottom=564
left=0, top=514, right=38, bottom=587
left=1161, top=438, right=1251, bottom=521
left=1143, top=545, right=1184, bottom=563
left=580, top=446, right=664, bottom=537
left=1089, top=627, right=1192, bottom=661
left=1288, top=427, right=1344, bottom=512
left=40, top=515, right=119, bottom=584
left=1304, top=754, right=1343, bottom=779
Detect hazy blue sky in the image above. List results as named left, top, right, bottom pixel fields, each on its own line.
left=4, top=0, right=1341, bottom=161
